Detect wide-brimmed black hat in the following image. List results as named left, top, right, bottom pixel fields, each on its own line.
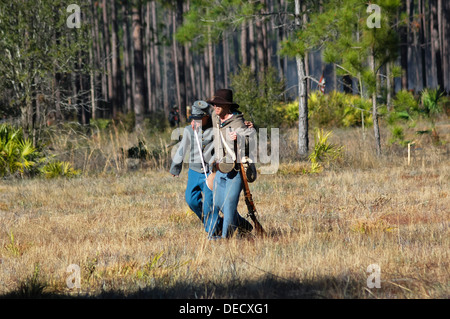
left=206, top=89, right=239, bottom=109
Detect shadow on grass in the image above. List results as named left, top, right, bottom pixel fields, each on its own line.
left=0, top=274, right=366, bottom=299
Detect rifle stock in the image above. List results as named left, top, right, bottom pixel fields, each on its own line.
left=239, top=162, right=266, bottom=236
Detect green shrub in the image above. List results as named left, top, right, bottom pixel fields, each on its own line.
left=90, top=118, right=112, bottom=131
left=231, top=65, right=286, bottom=129
left=387, top=90, right=419, bottom=124
left=420, top=87, right=445, bottom=124
left=308, top=128, right=343, bottom=173
left=275, top=100, right=299, bottom=127
left=388, top=125, right=413, bottom=147
left=0, top=124, right=41, bottom=177
left=281, top=91, right=372, bottom=128
left=40, top=160, right=81, bottom=179
left=0, top=123, right=80, bottom=178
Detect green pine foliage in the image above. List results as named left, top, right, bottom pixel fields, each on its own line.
left=283, top=0, right=401, bottom=98
left=176, top=0, right=262, bottom=47
left=230, top=66, right=286, bottom=129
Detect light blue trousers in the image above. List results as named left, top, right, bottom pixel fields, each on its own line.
left=205, top=169, right=245, bottom=239
left=185, top=169, right=222, bottom=236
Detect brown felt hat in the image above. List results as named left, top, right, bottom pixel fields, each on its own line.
left=206, top=89, right=239, bottom=108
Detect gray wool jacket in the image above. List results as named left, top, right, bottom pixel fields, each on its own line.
left=211, top=112, right=256, bottom=164
left=169, top=124, right=215, bottom=176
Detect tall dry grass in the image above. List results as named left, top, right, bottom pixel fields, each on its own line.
left=0, top=120, right=448, bottom=299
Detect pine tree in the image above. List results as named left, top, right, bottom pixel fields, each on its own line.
left=285, top=0, right=401, bottom=156
left=0, top=0, right=89, bottom=139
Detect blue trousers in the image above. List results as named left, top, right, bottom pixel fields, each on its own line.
left=185, top=169, right=222, bottom=235
left=205, top=169, right=248, bottom=239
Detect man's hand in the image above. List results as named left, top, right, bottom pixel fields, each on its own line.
left=191, top=119, right=201, bottom=131
left=244, top=121, right=254, bottom=128
left=228, top=130, right=237, bottom=141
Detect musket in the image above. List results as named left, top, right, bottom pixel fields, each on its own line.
left=238, top=159, right=266, bottom=237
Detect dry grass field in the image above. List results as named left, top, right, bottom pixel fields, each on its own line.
left=0, top=121, right=448, bottom=299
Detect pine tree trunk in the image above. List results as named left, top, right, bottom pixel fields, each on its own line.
left=256, top=17, right=267, bottom=75
left=93, top=1, right=107, bottom=116
left=400, top=0, right=408, bottom=90
left=88, top=0, right=97, bottom=119
left=145, top=2, right=153, bottom=113
left=122, top=2, right=132, bottom=113
left=89, top=41, right=96, bottom=120
left=406, top=0, right=415, bottom=92
left=431, top=0, right=444, bottom=89
left=151, top=1, right=162, bottom=113
left=208, top=26, right=215, bottom=97
left=102, top=0, right=114, bottom=118
left=419, top=0, right=427, bottom=89
left=442, top=0, right=449, bottom=91
left=370, top=50, right=382, bottom=156
left=111, top=0, right=121, bottom=117
left=248, top=22, right=256, bottom=74
left=176, top=0, right=187, bottom=121
left=240, top=21, right=248, bottom=66
left=162, top=41, right=169, bottom=113
left=223, top=33, right=230, bottom=88
left=295, top=0, right=308, bottom=157
left=173, top=11, right=181, bottom=117
left=386, top=61, right=392, bottom=111
left=185, top=42, right=194, bottom=107
left=132, top=2, right=145, bottom=131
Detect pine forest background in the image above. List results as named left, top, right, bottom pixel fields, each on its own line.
left=1, top=0, right=449, bottom=137
left=0, top=0, right=449, bottom=299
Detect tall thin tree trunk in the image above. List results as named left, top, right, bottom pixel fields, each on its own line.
left=223, top=33, right=230, bottom=88
left=295, top=0, right=308, bottom=157
left=145, top=2, right=153, bottom=113
left=207, top=24, right=215, bottom=97
left=89, top=0, right=97, bottom=119
left=185, top=42, right=194, bottom=107
left=102, top=0, right=114, bottom=118
left=442, top=0, right=449, bottom=91
left=240, top=21, right=248, bottom=66
left=53, top=27, right=63, bottom=122
left=132, top=2, right=145, bottom=131
left=176, top=0, right=187, bottom=121
left=173, top=11, right=181, bottom=116
left=162, top=41, right=169, bottom=113
left=386, top=61, right=392, bottom=110
left=256, top=16, right=267, bottom=75
left=93, top=1, right=106, bottom=115
left=111, top=0, right=121, bottom=117
left=419, top=0, right=427, bottom=89
left=248, top=22, right=256, bottom=74
left=370, top=49, right=381, bottom=156
left=400, top=0, right=409, bottom=90
left=412, top=1, right=421, bottom=91
left=151, top=1, right=162, bottom=113
left=201, top=51, right=208, bottom=98
left=89, top=40, right=96, bottom=120
left=122, top=2, right=132, bottom=113
left=431, top=0, right=444, bottom=89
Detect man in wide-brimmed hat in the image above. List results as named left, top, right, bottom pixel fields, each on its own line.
left=204, top=89, right=255, bottom=239
left=170, top=95, right=253, bottom=238
left=206, top=89, right=239, bottom=110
